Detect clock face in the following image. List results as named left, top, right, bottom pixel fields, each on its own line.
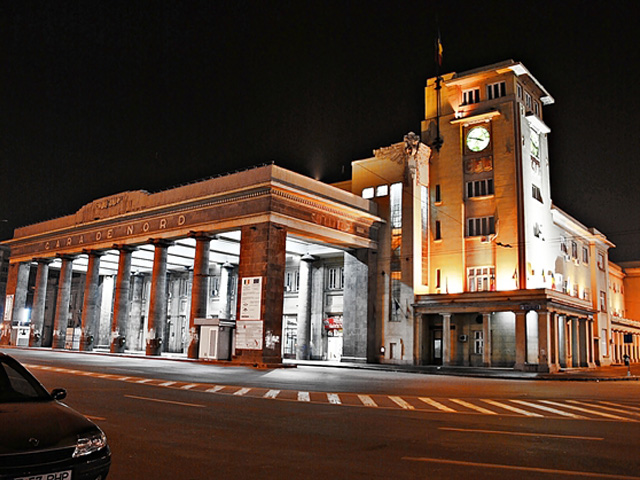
left=466, top=126, right=491, bottom=152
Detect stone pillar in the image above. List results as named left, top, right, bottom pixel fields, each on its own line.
left=30, top=259, right=52, bottom=346
left=514, top=311, right=527, bottom=370
left=52, top=256, right=75, bottom=349
left=218, top=262, right=234, bottom=320
left=0, top=262, right=30, bottom=346
left=128, top=274, right=144, bottom=351
left=558, top=315, right=570, bottom=368
left=187, top=234, right=211, bottom=359
left=111, top=246, right=134, bottom=353
left=295, top=254, right=314, bottom=360
left=442, top=313, right=452, bottom=366
left=343, top=250, right=372, bottom=363
left=587, top=319, right=596, bottom=366
left=537, top=311, right=552, bottom=373
left=79, top=251, right=102, bottom=351
left=146, top=240, right=171, bottom=356
left=482, top=313, right=492, bottom=367
left=235, top=222, right=286, bottom=365
left=549, top=312, right=560, bottom=369
left=571, top=317, right=580, bottom=367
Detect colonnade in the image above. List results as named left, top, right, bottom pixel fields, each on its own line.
left=611, top=329, right=640, bottom=364
left=439, top=310, right=596, bottom=372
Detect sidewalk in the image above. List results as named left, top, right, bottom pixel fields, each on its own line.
left=3, top=345, right=639, bottom=381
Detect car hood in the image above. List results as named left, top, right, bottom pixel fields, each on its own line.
left=0, top=400, right=96, bottom=455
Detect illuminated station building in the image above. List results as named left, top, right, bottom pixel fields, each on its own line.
left=1, top=60, right=639, bottom=371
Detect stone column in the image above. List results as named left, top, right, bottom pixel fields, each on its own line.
left=30, top=259, right=52, bottom=346
left=537, top=311, right=552, bottom=373
left=549, top=312, right=560, bottom=369
left=187, top=234, right=211, bottom=359
left=571, top=317, right=580, bottom=367
left=235, top=222, right=286, bottom=365
left=482, top=313, right=492, bottom=367
left=514, top=311, right=527, bottom=370
left=79, top=251, right=102, bottom=351
left=295, top=254, right=314, bottom=360
left=218, top=262, right=234, bottom=320
left=52, top=256, right=75, bottom=349
left=559, top=315, right=570, bottom=368
left=146, top=240, right=171, bottom=356
left=587, top=319, right=596, bottom=367
left=111, top=246, right=134, bottom=353
left=343, top=250, right=373, bottom=363
left=0, top=262, right=30, bottom=346
left=128, top=274, right=144, bottom=351
left=442, top=313, right=452, bottom=366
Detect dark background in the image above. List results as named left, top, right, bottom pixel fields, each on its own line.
left=1, top=1, right=638, bottom=261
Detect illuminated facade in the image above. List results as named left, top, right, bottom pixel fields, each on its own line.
left=1, top=60, right=639, bottom=371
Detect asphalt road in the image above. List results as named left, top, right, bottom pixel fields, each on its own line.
left=4, top=348, right=640, bottom=479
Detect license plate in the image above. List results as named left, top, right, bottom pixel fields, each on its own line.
left=14, top=470, right=72, bottom=480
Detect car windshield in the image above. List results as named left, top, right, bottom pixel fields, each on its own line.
left=0, top=357, right=51, bottom=403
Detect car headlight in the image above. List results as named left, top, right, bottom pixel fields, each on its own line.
left=73, top=430, right=108, bottom=458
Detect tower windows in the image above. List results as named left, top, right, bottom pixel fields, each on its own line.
left=532, top=184, right=543, bottom=203
left=435, top=184, right=441, bottom=203
left=486, top=81, right=506, bottom=100
left=466, top=179, right=494, bottom=198
left=467, top=216, right=495, bottom=237
left=435, top=220, right=442, bottom=240
left=462, top=87, right=480, bottom=105
left=467, top=266, right=496, bottom=292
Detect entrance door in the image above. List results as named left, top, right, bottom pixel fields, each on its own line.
left=432, top=329, right=443, bottom=365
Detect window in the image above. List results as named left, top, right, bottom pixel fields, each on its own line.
left=327, top=267, right=344, bottom=290
left=435, top=220, right=442, bottom=240
left=362, top=187, right=374, bottom=199
left=533, top=100, right=540, bottom=117
left=532, top=184, right=543, bottom=203
left=462, top=87, right=480, bottom=105
left=571, top=241, right=578, bottom=260
left=572, top=283, right=579, bottom=297
left=467, top=266, right=496, bottom=292
left=560, top=236, right=569, bottom=256
left=583, top=287, right=590, bottom=301
left=375, top=184, right=388, bottom=197
left=211, top=276, right=220, bottom=296
left=435, top=184, right=441, bottom=203
left=516, top=83, right=523, bottom=99
left=467, top=216, right=495, bottom=237
left=436, top=269, right=441, bottom=289
left=525, top=92, right=532, bottom=110
left=466, top=179, right=494, bottom=198
left=486, top=81, right=506, bottom=100
left=599, top=291, right=607, bottom=312
left=390, top=182, right=402, bottom=229
left=284, top=269, right=299, bottom=292
left=597, top=252, right=605, bottom=270
left=583, top=247, right=589, bottom=264
left=474, top=331, right=484, bottom=355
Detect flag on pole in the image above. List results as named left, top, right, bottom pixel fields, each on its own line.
left=435, top=32, right=443, bottom=67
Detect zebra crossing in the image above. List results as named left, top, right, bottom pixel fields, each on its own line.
left=26, top=363, right=640, bottom=422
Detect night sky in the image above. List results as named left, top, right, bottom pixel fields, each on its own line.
left=1, top=1, right=638, bottom=261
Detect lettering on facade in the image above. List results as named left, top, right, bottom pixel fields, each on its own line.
left=95, top=195, right=123, bottom=210
left=42, top=214, right=188, bottom=252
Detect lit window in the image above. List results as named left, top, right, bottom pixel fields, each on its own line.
left=560, top=236, right=568, bottom=256
left=571, top=241, right=578, bottom=260
left=486, top=81, right=506, bottom=100
left=375, top=184, right=388, bottom=197
left=466, top=179, right=494, bottom=198
left=533, top=101, right=540, bottom=116
left=525, top=92, right=532, bottom=110
left=467, top=216, right=495, bottom=237
left=583, top=247, right=589, bottom=264
left=390, top=182, right=402, bottom=229
left=362, top=187, right=374, bottom=199
left=516, top=83, right=523, bottom=99
left=467, top=266, right=496, bottom=292
left=597, top=252, right=605, bottom=270
left=532, top=184, right=543, bottom=203
left=462, top=87, right=480, bottom=105
left=600, top=291, right=607, bottom=312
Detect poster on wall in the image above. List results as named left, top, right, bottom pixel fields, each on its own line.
left=3, top=295, right=14, bottom=323
left=240, top=277, right=262, bottom=320
left=235, top=320, right=263, bottom=350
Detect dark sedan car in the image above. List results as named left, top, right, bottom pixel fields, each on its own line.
left=0, top=353, right=111, bottom=480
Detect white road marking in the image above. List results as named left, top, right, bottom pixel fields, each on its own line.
left=298, top=391, right=310, bottom=402
left=264, top=390, right=280, bottom=399
left=540, top=400, right=631, bottom=421
left=401, top=457, right=640, bottom=479
left=568, top=400, right=640, bottom=417
left=599, top=401, right=640, bottom=413
left=358, top=395, right=378, bottom=407
left=234, top=388, right=251, bottom=396
left=511, top=399, right=584, bottom=418
left=419, top=397, right=456, bottom=413
left=481, top=399, right=543, bottom=417
left=180, top=384, right=198, bottom=390
left=389, top=396, right=414, bottom=410
left=438, top=427, right=603, bottom=441
left=450, top=398, right=497, bottom=415
left=158, top=381, right=176, bottom=387
left=327, top=393, right=341, bottom=405
left=118, top=376, right=132, bottom=381
left=206, top=385, right=225, bottom=393
left=136, top=378, right=152, bottom=384
left=124, top=394, right=206, bottom=408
